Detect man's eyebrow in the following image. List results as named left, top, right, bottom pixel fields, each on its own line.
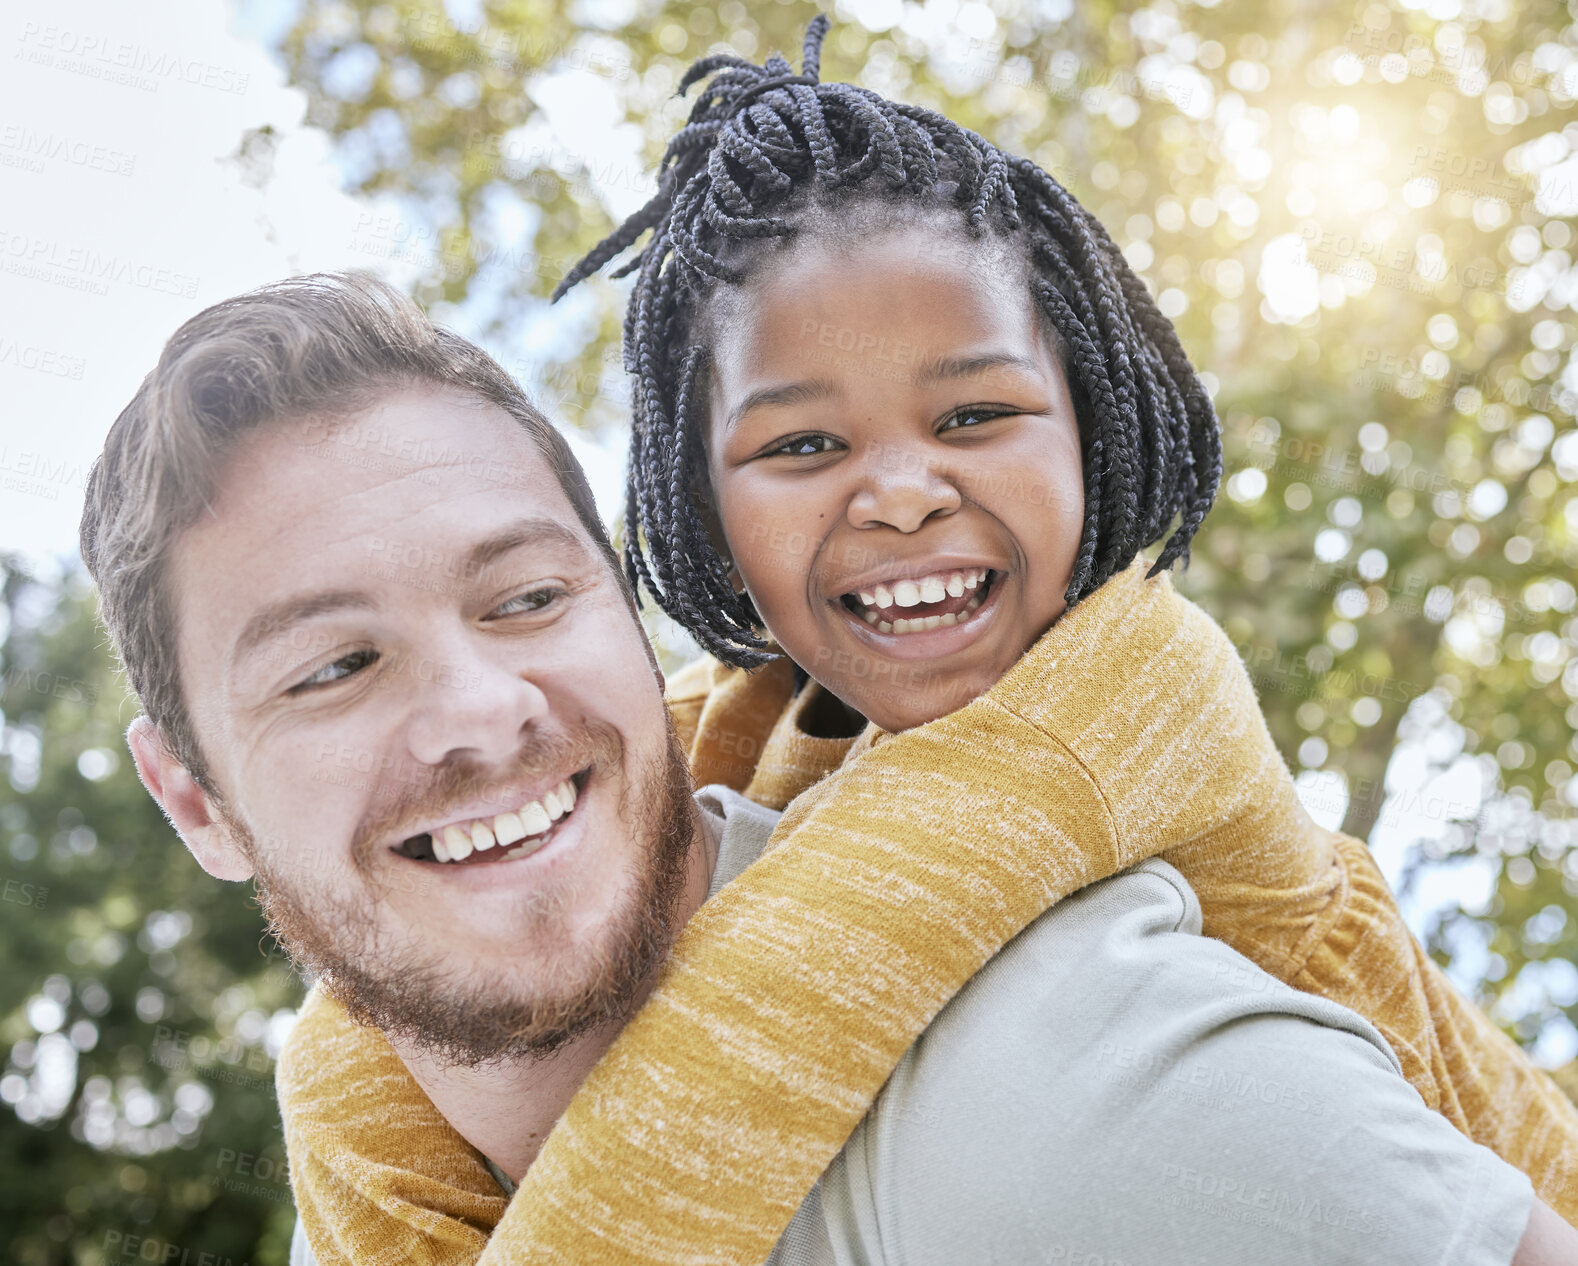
left=232, top=590, right=379, bottom=667
left=911, top=352, right=1042, bottom=388
left=726, top=379, right=838, bottom=431
left=230, top=519, right=593, bottom=667
left=465, top=516, right=593, bottom=572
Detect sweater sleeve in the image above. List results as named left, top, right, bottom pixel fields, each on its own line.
left=278, top=985, right=501, bottom=1266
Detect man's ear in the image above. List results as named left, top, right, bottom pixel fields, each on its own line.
left=126, top=716, right=254, bottom=882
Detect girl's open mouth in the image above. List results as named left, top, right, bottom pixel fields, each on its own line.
left=840, top=567, right=998, bottom=635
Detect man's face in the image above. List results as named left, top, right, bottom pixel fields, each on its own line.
left=167, top=386, right=695, bottom=1063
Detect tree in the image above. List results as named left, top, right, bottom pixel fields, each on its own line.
left=0, top=558, right=296, bottom=1264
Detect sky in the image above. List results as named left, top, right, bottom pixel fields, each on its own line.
left=0, top=0, right=631, bottom=575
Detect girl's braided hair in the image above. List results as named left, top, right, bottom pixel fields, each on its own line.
left=553, top=15, right=1221, bottom=668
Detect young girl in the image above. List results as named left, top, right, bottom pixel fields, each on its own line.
left=280, top=19, right=1578, bottom=1262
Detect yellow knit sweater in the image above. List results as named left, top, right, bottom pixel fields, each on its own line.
left=278, top=565, right=1578, bottom=1265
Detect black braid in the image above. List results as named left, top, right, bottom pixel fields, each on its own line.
left=553, top=15, right=1222, bottom=668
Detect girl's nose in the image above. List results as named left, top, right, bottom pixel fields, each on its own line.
left=846, top=450, right=961, bottom=533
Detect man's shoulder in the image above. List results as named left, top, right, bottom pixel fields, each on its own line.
left=902, top=856, right=1399, bottom=1080
left=807, top=860, right=1532, bottom=1266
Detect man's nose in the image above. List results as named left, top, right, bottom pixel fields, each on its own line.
left=402, top=643, right=550, bottom=768
left=846, top=450, right=962, bottom=533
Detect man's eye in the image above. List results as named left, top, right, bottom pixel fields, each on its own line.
left=490, top=587, right=562, bottom=617
left=292, top=649, right=378, bottom=693
left=765, top=434, right=841, bottom=457
left=939, top=408, right=1010, bottom=433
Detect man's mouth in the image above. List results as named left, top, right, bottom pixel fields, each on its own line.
left=391, top=772, right=585, bottom=866
left=840, top=567, right=997, bottom=635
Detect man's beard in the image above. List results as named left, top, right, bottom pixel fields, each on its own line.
left=234, top=717, right=699, bottom=1067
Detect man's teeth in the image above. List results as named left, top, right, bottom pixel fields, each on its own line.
left=855, top=568, right=986, bottom=612
left=425, top=779, right=579, bottom=864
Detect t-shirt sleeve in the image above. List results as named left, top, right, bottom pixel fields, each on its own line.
left=821, top=861, right=1535, bottom=1266
left=289, top=1217, right=320, bottom=1266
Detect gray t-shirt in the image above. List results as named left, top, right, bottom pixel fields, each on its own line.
left=294, top=787, right=1534, bottom=1266
left=768, top=851, right=1533, bottom=1266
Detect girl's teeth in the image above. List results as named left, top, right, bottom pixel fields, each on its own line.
left=868, top=585, right=987, bottom=636
left=850, top=569, right=987, bottom=613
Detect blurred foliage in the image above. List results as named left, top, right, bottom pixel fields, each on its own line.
left=6, top=0, right=1578, bottom=1257
left=0, top=561, right=297, bottom=1263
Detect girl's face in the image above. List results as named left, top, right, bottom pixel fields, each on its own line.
left=706, top=224, right=1085, bottom=732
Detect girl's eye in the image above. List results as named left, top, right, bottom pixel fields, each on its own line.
left=489, top=587, right=562, bottom=618
left=765, top=434, right=841, bottom=458
left=939, top=408, right=1010, bottom=433
left=292, top=649, right=378, bottom=693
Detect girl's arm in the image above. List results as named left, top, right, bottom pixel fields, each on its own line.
left=279, top=985, right=499, bottom=1266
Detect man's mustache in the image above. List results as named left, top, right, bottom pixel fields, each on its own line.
left=349, top=723, right=623, bottom=870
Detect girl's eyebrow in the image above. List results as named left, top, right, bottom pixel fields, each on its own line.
left=912, top=351, right=1042, bottom=388
left=726, top=378, right=838, bottom=431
